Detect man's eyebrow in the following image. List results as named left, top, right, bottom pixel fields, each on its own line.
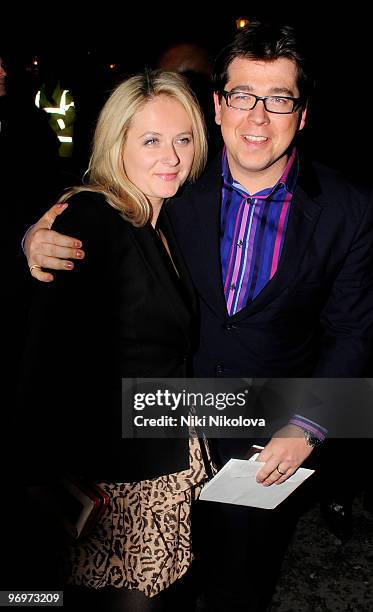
left=268, top=86, right=296, bottom=96
left=227, top=85, right=255, bottom=92
left=228, top=85, right=296, bottom=96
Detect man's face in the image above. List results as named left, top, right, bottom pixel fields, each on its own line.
left=214, top=57, right=307, bottom=191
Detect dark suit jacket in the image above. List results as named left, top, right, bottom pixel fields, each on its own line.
left=166, top=154, right=373, bottom=379
left=17, top=192, right=196, bottom=483
left=165, top=154, right=373, bottom=454
left=166, top=156, right=373, bottom=450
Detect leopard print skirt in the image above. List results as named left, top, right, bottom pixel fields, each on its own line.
left=63, top=437, right=214, bottom=598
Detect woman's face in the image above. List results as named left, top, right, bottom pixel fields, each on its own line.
left=122, top=94, right=195, bottom=207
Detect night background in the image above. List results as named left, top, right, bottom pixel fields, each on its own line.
left=3, top=6, right=373, bottom=610
left=2, top=6, right=372, bottom=184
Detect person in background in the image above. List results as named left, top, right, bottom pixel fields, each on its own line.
left=157, top=42, right=222, bottom=159
left=157, top=42, right=212, bottom=77
left=1, top=46, right=61, bottom=595
left=0, top=50, right=60, bottom=246
left=2, top=46, right=60, bottom=387
left=22, top=20, right=373, bottom=611
left=17, top=70, right=210, bottom=612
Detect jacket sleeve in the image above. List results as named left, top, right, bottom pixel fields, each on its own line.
left=313, top=190, right=373, bottom=376
left=291, top=191, right=373, bottom=436
left=15, top=193, right=111, bottom=484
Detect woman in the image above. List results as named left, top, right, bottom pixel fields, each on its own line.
left=17, top=70, right=209, bottom=611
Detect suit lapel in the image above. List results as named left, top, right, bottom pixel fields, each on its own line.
left=191, top=174, right=228, bottom=317
left=231, top=185, right=322, bottom=320
left=168, top=154, right=324, bottom=321
left=169, top=157, right=228, bottom=319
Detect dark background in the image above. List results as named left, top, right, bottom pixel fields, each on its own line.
left=2, top=6, right=372, bottom=184
left=3, top=6, right=373, bottom=603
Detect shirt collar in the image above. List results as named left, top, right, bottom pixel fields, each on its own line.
left=222, top=146, right=299, bottom=200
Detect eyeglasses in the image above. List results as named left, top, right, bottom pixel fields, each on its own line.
left=221, top=90, right=303, bottom=114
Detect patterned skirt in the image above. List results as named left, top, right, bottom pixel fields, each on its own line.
left=63, top=437, right=214, bottom=598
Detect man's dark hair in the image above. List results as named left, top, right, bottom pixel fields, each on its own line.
left=213, top=20, right=313, bottom=106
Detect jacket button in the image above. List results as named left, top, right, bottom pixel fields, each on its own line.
left=216, top=363, right=224, bottom=376
left=224, top=323, right=236, bottom=331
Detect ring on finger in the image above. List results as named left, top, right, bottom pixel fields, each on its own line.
left=276, top=466, right=286, bottom=475
left=29, top=264, right=42, bottom=274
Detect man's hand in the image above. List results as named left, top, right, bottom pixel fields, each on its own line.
left=25, top=203, right=85, bottom=282
left=255, top=424, right=313, bottom=486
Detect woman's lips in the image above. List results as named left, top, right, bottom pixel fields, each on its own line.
left=154, top=173, right=179, bottom=181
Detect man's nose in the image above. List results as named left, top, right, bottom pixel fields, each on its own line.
left=247, top=99, right=270, bottom=124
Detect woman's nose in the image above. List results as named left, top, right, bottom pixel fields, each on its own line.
left=162, top=145, right=180, bottom=166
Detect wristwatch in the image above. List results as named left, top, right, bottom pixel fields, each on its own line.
left=302, top=429, right=323, bottom=448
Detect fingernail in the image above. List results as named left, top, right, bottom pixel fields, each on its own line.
left=76, top=250, right=84, bottom=258
left=64, top=262, right=74, bottom=269
left=74, top=241, right=82, bottom=248
left=57, top=203, right=68, bottom=209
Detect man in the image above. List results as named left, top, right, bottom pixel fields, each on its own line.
left=23, top=21, right=373, bottom=611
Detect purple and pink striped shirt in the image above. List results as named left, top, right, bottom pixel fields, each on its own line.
left=220, top=147, right=326, bottom=442
left=221, top=146, right=298, bottom=316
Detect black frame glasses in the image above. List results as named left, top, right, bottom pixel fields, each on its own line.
left=221, top=90, right=303, bottom=114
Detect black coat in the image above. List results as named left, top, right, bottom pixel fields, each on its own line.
left=166, top=154, right=373, bottom=379
left=17, top=192, right=196, bottom=483
left=165, top=155, right=373, bottom=461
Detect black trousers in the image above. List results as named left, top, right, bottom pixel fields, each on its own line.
left=194, top=500, right=298, bottom=612
left=192, top=439, right=304, bottom=612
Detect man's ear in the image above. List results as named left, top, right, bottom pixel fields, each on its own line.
left=213, top=92, right=222, bottom=125
left=298, top=104, right=308, bottom=132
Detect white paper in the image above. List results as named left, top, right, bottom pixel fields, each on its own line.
left=200, top=452, right=314, bottom=509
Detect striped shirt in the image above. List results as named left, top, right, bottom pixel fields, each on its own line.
left=220, top=147, right=326, bottom=442
left=289, top=414, right=327, bottom=442
left=221, top=146, right=298, bottom=316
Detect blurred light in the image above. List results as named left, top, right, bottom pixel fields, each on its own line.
left=236, top=17, right=249, bottom=29
left=32, top=57, right=39, bottom=66
left=58, top=136, right=73, bottom=143
left=108, top=63, right=116, bottom=70
left=57, top=119, right=66, bottom=130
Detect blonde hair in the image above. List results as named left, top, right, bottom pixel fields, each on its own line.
left=59, top=70, right=208, bottom=226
